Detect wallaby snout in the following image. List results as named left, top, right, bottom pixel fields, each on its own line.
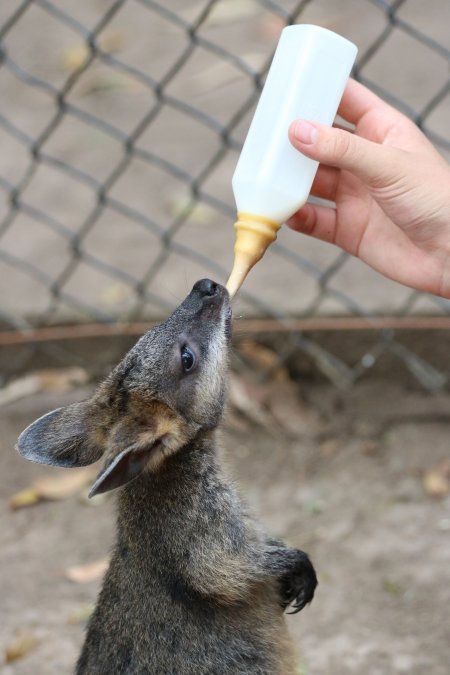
left=192, top=277, right=220, bottom=296
left=172, top=277, right=231, bottom=344
left=189, top=278, right=232, bottom=338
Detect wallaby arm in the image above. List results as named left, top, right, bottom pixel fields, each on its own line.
left=174, top=496, right=268, bottom=604
left=181, top=517, right=316, bottom=612
left=116, top=438, right=317, bottom=612
left=178, top=505, right=307, bottom=607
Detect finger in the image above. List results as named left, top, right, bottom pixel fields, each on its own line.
left=287, top=203, right=337, bottom=245
left=337, top=78, right=387, bottom=124
left=310, top=164, right=339, bottom=201
left=288, top=120, right=400, bottom=186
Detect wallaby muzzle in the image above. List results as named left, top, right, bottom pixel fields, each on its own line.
left=182, top=278, right=231, bottom=327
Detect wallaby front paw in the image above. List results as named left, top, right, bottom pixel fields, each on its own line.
left=280, top=550, right=317, bottom=614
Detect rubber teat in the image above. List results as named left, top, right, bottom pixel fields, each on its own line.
left=226, top=213, right=281, bottom=297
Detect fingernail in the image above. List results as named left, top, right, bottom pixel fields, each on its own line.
left=292, top=120, right=318, bottom=144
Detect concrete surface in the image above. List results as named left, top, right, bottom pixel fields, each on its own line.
left=0, top=0, right=449, bottom=324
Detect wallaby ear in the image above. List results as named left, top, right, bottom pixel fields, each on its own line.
left=88, top=409, right=190, bottom=497
left=16, top=400, right=104, bottom=468
left=88, top=442, right=159, bottom=497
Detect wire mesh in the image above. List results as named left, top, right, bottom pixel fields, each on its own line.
left=0, top=0, right=449, bottom=389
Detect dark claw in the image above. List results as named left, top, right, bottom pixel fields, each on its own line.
left=279, top=550, right=318, bottom=614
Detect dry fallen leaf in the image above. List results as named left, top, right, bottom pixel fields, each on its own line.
left=62, top=31, right=125, bottom=73
left=0, top=376, right=40, bottom=406
left=9, top=488, right=41, bottom=510
left=65, top=558, right=109, bottom=584
left=0, top=367, right=88, bottom=407
left=35, top=367, right=89, bottom=392
left=33, top=467, right=98, bottom=500
left=423, top=459, right=450, bottom=498
left=61, top=44, right=90, bottom=73
left=10, top=466, right=97, bottom=509
left=4, top=631, right=39, bottom=662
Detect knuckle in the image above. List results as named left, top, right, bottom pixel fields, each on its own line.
left=333, top=130, right=354, bottom=162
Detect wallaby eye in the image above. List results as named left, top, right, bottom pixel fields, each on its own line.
left=181, top=346, right=196, bottom=373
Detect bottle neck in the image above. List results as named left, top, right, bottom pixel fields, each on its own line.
left=226, top=213, right=280, bottom=297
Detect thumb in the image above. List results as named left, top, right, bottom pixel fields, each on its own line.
left=289, top=119, right=402, bottom=187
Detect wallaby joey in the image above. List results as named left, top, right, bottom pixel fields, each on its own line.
left=17, top=279, right=317, bottom=675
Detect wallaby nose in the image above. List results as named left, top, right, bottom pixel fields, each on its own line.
left=193, top=278, right=219, bottom=297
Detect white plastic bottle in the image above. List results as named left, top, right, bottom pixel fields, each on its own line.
left=226, top=24, right=358, bottom=297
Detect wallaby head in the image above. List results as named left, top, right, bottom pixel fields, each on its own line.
left=16, top=279, right=232, bottom=497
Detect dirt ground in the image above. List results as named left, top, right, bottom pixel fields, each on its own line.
left=1, top=372, right=450, bottom=675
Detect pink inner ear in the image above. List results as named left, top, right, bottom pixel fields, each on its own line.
left=88, top=443, right=159, bottom=497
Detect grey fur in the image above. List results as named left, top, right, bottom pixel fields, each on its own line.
left=16, top=279, right=317, bottom=675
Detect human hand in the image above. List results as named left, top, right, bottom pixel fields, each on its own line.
left=288, top=79, right=450, bottom=298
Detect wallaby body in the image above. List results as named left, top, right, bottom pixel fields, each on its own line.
left=17, top=279, right=317, bottom=675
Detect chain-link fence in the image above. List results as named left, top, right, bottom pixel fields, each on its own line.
left=1, top=0, right=449, bottom=389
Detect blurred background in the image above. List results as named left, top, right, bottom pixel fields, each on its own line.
left=1, top=1, right=450, bottom=673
